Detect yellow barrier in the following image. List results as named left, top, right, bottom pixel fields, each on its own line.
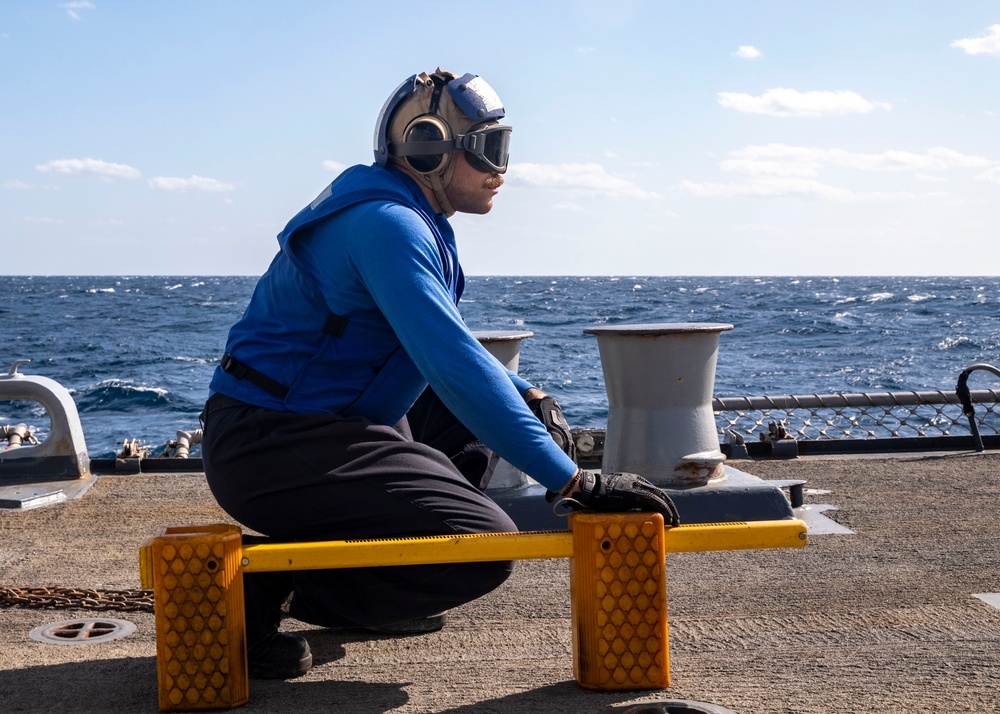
left=140, top=516, right=807, bottom=711
left=224, top=519, right=806, bottom=575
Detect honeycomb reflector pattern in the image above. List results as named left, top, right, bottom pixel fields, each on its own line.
left=149, top=525, right=248, bottom=711
left=570, top=512, right=670, bottom=690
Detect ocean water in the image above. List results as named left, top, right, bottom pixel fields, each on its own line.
left=2, top=275, right=998, bottom=458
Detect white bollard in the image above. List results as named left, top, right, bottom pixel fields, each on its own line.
left=472, top=330, right=535, bottom=490
left=584, top=323, right=733, bottom=487
left=473, top=330, right=533, bottom=373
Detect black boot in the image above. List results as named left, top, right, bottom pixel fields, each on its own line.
left=244, top=571, right=312, bottom=679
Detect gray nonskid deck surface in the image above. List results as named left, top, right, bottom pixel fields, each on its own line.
left=1, top=453, right=999, bottom=713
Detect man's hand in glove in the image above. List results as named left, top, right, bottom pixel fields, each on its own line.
left=526, top=391, right=576, bottom=462
left=547, top=469, right=680, bottom=527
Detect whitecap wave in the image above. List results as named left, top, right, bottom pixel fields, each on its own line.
left=866, top=292, right=894, bottom=302
left=936, top=336, right=972, bottom=350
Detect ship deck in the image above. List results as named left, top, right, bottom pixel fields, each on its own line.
left=1, top=452, right=999, bottom=713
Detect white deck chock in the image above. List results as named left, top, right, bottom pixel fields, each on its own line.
left=0, top=360, right=91, bottom=482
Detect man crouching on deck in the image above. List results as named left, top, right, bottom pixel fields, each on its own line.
left=200, top=68, right=679, bottom=679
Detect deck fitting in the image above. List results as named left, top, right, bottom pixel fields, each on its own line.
left=604, top=699, right=739, bottom=713
left=29, top=618, right=136, bottom=646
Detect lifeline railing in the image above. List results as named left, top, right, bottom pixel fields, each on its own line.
left=713, top=362, right=1000, bottom=446
left=713, top=388, right=1000, bottom=442
left=570, top=385, right=1000, bottom=467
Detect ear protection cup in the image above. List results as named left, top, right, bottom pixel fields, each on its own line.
left=401, top=115, right=452, bottom=174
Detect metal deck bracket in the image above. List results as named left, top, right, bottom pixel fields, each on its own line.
left=0, top=361, right=91, bottom=481
left=0, top=362, right=93, bottom=509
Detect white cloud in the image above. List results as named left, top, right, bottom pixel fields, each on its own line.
left=976, top=166, right=1000, bottom=184
left=952, top=24, right=1000, bottom=56
left=147, top=175, right=235, bottom=192
left=60, top=1, right=95, bottom=21
left=506, top=162, right=661, bottom=200
left=21, top=216, right=67, bottom=225
left=34, top=158, right=236, bottom=193
left=322, top=160, right=349, bottom=174
left=4, top=180, right=38, bottom=189
left=718, top=88, right=891, bottom=117
left=36, top=157, right=141, bottom=181
left=722, top=144, right=992, bottom=177
left=680, top=177, right=913, bottom=202
left=681, top=143, right=997, bottom=201
left=736, top=45, right=761, bottom=59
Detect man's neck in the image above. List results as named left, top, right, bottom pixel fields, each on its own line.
left=396, top=166, right=443, bottom=214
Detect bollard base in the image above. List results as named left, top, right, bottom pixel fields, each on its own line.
left=490, top=466, right=797, bottom=531
left=657, top=465, right=798, bottom=524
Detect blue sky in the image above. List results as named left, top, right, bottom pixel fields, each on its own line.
left=2, top=1, right=999, bottom=276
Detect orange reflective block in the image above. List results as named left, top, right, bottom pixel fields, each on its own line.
left=570, top=512, right=670, bottom=691
left=146, top=525, right=248, bottom=711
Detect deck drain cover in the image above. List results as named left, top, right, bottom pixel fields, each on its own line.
left=29, top=617, right=136, bottom=645
left=604, top=701, right=739, bottom=714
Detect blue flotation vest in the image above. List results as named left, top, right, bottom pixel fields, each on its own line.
left=209, top=164, right=463, bottom=423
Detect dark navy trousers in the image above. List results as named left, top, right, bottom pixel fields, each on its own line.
left=201, top=390, right=516, bottom=629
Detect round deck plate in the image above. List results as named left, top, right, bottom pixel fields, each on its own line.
left=29, top=617, right=137, bottom=645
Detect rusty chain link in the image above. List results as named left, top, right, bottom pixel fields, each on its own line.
left=0, top=586, right=154, bottom=613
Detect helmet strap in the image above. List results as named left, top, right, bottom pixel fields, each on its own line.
left=428, top=171, right=455, bottom=218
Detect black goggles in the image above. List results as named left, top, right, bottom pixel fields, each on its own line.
left=459, top=124, right=512, bottom=174
left=390, top=123, right=512, bottom=174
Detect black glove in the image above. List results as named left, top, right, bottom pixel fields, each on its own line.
left=547, top=470, right=680, bottom=527
left=527, top=395, right=576, bottom=462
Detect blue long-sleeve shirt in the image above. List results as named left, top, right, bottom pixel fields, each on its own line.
left=210, top=165, right=577, bottom=492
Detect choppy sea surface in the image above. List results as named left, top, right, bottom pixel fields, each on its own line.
left=2, top=275, right=998, bottom=458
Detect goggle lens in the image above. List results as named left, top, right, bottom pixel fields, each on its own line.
left=461, top=125, right=511, bottom=174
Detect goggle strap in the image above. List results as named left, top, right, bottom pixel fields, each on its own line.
left=428, top=77, right=446, bottom=114
left=390, top=133, right=502, bottom=158
left=389, top=139, right=462, bottom=158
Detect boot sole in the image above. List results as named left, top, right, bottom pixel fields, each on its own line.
left=248, top=651, right=313, bottom=679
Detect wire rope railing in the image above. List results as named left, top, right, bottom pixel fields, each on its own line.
left=713, top=388, right=1000, bottom=442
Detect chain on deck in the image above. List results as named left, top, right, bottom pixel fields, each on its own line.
left=0, top=586, right=154, bottom=612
